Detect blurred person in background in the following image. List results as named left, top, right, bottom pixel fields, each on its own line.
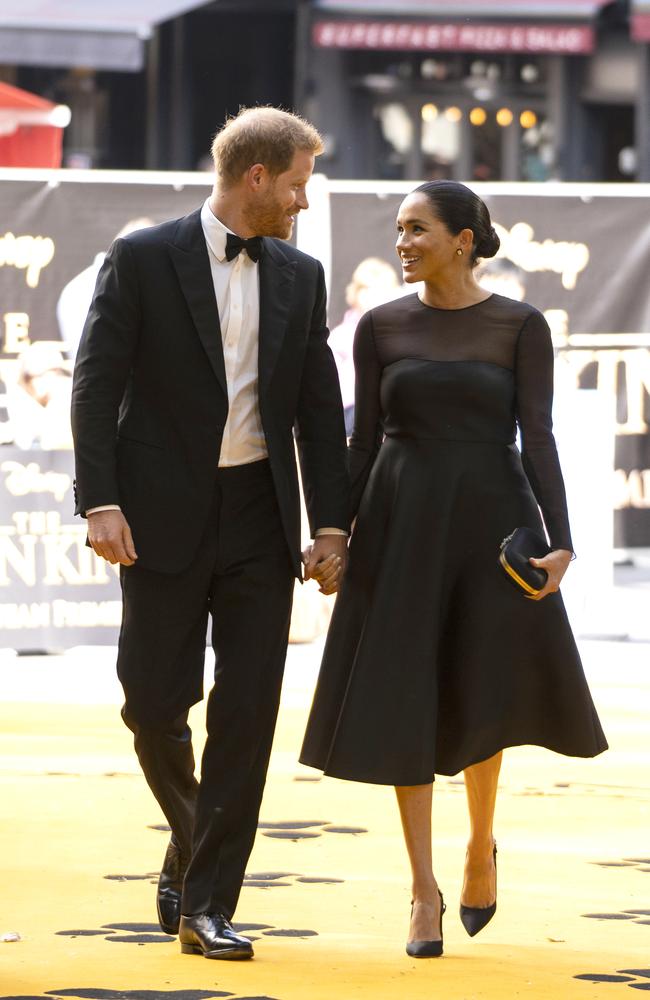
left=329, top=257, right=400, bottom=436
left=477, top=256, right=526, bottom=302
left=8, top=342, right=72, bottom=449
left=57, top=218, right=154, bottom=358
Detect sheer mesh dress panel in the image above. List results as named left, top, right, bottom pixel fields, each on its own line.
left=348, top=292, right=573, bottom=551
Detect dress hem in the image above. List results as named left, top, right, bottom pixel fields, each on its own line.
left=299, top=735, right=608, bottom=787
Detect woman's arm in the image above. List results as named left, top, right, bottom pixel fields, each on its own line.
left=348, top=310, right=383, bottom=518
left=515, top=309, right=573, bottom=598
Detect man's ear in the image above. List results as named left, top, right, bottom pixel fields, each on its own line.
left=246, top=162, right=266, bottom=191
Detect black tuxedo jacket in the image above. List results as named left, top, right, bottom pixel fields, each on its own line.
left=71, top=208, right=350, bottom=577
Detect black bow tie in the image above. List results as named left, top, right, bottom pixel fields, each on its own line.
left=225, top=232, right=264, bottom=263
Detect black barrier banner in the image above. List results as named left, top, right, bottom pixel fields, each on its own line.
left=0, top=175, right=211, bottom=649
left=0, top=447, right=121, bottom=648
left=0, top=176, right=211, bottom=362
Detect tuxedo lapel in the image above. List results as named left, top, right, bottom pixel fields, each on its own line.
left=258, top=240, right=296, bottom=396
left=166, top=210, right=228, bottom=397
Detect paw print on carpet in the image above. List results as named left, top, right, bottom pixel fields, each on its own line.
left=0, top=990, right=281, bottom=1000
left=55, top=918, right=319, bottom=948
left=581, top=908, right=650, bottom=926
left=103, top=875, right=159, bottom=884
left=147, top=819, right=368, bottom=842
left=592, top=858, right=650, bottom=874
left=575, top=904, right=649, bottom=989
left=257, top=820, right=367, bottom=841
left=261, top=930, right=317, bottom=938
left=235, top=922, right=318, bottom=941
left=102, top=862, right=344, bottom=892
left=243, top=871, right=344, bottom=889
left=575, top=968, right=650, bottom=989
left=56, top=924, right=174, bottom=945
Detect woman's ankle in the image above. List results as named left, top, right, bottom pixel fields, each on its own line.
left=466, top=835, right=495, bottom=858
left=411, top=883, right=440, bottom=905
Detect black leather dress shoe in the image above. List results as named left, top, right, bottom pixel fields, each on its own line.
left=156, top=836, right=187, bottom=936
left=179, top=912, right=253, bottom=960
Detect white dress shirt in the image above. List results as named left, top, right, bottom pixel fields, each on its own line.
left=201, top=199, right=268, bottom=467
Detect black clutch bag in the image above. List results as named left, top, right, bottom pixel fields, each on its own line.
left=499, top=527, right=551, bottom=596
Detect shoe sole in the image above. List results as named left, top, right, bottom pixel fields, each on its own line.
left=180, top=943, right=253, bottom=960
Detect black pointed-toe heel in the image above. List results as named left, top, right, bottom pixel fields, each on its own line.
left=406, top=889, right=446, bottom=958
left=460, top=842, right=497, bottom=938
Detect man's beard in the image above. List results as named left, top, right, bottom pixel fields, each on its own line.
left=244, top=196, right=294, bottom=239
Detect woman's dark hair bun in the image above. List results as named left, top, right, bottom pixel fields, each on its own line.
left=414, top=181, right=499, bottom=265
left=476, top=225, right=500, bottom=260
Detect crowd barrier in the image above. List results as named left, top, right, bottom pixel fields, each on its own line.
left=1, top=169, right=648, bottom=648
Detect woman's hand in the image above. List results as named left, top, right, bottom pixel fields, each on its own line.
left=308, top=553, right=344, bottom=595
left=303, top=535, right=348, bottom=595
left=527, top=548, right=572, bottom=600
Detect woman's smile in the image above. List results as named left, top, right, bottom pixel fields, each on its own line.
left=400, top=253, right=420, bottom=272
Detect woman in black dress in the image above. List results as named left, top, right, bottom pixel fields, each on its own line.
left=301, top=181, right=607, bottom=957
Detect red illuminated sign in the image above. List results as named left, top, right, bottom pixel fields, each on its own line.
left=313, top=20, right=595, bottom=53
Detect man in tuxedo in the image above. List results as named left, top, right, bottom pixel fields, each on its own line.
left=71, top=107, right=349, bottom=961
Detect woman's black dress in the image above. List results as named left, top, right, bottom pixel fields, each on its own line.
left=300, top=292, right=607, bottom=785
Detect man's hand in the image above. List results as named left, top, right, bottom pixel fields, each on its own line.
left=87, top=509, right=138, bottom=566
left=303, top=534, right=348, bottom=595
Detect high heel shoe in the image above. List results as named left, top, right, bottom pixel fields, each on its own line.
left=406, top=889, right=446, bottom=958
left=460, top=842, right=497, bottom=938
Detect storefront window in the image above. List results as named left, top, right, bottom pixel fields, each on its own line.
left=421, top=103, right=460, bottom=179
left=519, top=113, right=554, bottom=181
left=355, top=48, right=551, bottom=182
left=469, top=107, right=502, bottom=181
left=376, top=102, right=414, bottom=178
left=379, top=102, right=413, bottom=155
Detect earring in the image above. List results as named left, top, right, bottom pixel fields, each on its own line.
left=456, top=248, right=463, bottom=256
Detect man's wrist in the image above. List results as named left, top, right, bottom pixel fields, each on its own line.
left=315, top=527, right=348, bottom=537
left=86, top=504, right=122, bottom=516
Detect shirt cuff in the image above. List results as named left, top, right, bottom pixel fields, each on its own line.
left=315, top=527, right=348, bottom=536
left=86, top=505, right=122, bottom=515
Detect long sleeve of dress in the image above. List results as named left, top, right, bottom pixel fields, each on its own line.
left=515, top=309, right=573, bottom=552
left=348, top=310, right=384, bottom=518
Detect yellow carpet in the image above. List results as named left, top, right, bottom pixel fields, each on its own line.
left=0, top=639, right=648, bottom=999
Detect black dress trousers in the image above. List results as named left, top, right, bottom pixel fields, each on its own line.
left=118, top=459, right=295, bottom=918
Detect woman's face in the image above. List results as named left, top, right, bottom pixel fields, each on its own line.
left=395, top=193, right=462, bottom=284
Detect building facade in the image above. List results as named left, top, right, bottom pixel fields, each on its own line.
left=0, top=0, right=648, bottom=180
left=299, top=0, right=650, bottom=182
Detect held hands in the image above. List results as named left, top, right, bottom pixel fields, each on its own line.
left=303, top=535, right=348, bottom=595
left=87, top=509, right=138, bottom=566
left=527, top=548, right=572, bottom=600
